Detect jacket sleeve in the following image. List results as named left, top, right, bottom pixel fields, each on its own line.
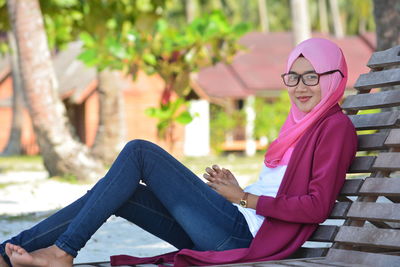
left=255, top=118, right=357, bottom=224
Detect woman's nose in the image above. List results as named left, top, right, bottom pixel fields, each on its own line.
left=296, top=80, right=308, bottom=91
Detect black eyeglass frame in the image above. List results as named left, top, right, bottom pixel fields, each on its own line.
left=281, top=69, right=345, bottom=87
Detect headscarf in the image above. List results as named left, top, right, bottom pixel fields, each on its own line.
left=264, top=38, right=348, bottom=168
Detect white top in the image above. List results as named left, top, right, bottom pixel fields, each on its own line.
left=233, top=164, right=287, bottom=237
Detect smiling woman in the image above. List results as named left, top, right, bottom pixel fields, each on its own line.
left=286, top=57, right=322, bottom=113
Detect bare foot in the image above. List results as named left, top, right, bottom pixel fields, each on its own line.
left=0, top=254, right=9, bottom=267
left=5, top=243, right=73, bottom=267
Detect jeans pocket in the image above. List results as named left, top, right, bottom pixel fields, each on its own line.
left=215, top=235, right=252, bottom=251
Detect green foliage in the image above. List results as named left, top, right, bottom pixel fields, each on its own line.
left=340, top=0, right=375, bottom=34
left=254, top=93, right=290, bottom=143
left=77, top=9, right=250, bottom=142
left=145, top=98, right=194, bottom=139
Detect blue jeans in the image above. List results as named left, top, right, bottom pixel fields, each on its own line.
left=0, top=140, right=253, bottom=264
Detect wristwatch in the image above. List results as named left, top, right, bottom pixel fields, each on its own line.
left=239, top=192, right=249, bottom=208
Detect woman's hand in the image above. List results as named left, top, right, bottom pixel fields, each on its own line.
left=203, top=165, right=244, bottom=204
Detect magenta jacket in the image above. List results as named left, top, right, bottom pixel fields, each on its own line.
left=111, top=104, right=358, bottom=267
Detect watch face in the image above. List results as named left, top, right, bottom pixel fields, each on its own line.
left=239, top=200, right=247, bottom=207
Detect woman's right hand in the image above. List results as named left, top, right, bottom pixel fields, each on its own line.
left=203, top=164, right=225, bottom=184
left=203, top=165, right=245, bottom=203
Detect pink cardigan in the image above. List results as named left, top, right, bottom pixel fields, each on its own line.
left=111, top=104, right=357, bottom=267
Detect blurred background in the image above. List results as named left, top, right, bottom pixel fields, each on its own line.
left=0, top=0, right=399, bottom=263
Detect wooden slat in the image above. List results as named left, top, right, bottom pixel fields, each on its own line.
left=347, top=202, right=400, bottom=222
left=330, top=202, right=351, bottom=219
left=309, top=225, right=339, bottom=242
left=342, top=89, right=400, bottom=111
left=348, top=111, right=400, bottom=130
left=288, top=248, right=328, bottom=259
left=73, top=263, right=121, bottom=267
left=209, top=263, right=261, bottom=267
left=348, top=156, right=375, bottom=173
left=304, top=259, right=365, bottom=267
left=334, top=226, right=400, bottom=249
left=209, top=264, right=259, bottom=267
left=208, top=260, right=295, bottom=267
left=326, top=248, right=400, bottom=267
left=354, top=69, right=400, bottom=91
left=359, top=177, right=400, bottom=196
left=254, top=257, right=364, bottom=267
left=247, top=263, right=291, bottom=267
left=274, top=260, right=340, bottom=267
left=367, top=45, right=400, bottom=69
left=357, top=132, right=390, bottom=151
left=372, top=152, right=400, bottom=171
left=340, top=179, right=364, bottom=195
left=384, top=128, right=400, bottom=147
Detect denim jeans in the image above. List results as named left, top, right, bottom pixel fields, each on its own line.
left=0, top=140, right=253, bottom=264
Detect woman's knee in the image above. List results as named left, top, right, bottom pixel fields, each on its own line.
left=123, top=139, right=154, bottom=152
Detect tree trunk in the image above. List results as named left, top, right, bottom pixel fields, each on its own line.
left=373, top=0, right=400, bottom=113
left=258, top=0, right=269, bottom=33
left=318, top=0, right=329, bottom=34
left=290, top=0, right=311, bottom=45
left=7, top=0, right=105, bottom=181
left=185, top=0, right=198, bottom=23
left=373, top=0, right=400, bottom=51
left=91, top=69, right=126, bottom=165
left=329, top=0, right=344, bottom=38
left=2, top=31, right=23, bottom=156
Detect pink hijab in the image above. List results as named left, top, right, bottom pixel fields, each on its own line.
left=264, top=38, right=348, bottom=168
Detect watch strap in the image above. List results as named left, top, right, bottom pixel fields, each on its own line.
left=239, top=192, right=249, bottom=208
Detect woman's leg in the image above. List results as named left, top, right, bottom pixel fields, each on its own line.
left=112, top=140, right=253, bottom=252
left=3, top=140, right=252, bottom=264
left=0, top=184, right=193, bottom=267
left=0, top=182, right=103, bottom=266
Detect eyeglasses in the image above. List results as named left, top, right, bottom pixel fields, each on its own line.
left=281, top=69, right=344, bottom=87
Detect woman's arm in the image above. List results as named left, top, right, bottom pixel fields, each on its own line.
left=204, top=166, right=260, bottom=208
left=256, top=118, right=357, bottom=224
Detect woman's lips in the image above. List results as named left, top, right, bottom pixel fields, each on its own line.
left=297, top=96, right=312, bottom=103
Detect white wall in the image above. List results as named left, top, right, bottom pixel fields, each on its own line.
left=184, top=99, right=210, bottom=156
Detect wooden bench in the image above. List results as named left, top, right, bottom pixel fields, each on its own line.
left=74, top=45, right=400, bottom=267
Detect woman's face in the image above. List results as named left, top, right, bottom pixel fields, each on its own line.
left=287, top=57, right=322, bottom=113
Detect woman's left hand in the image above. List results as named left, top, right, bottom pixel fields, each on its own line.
left=204, top=166, right=244, bottom=204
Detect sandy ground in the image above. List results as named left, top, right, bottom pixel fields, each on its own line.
left=0, top=170, right=252, bottom=264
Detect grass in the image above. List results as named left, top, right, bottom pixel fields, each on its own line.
left=0, top=155, right=44, bottom=172
left=1, top=210, right=56, bottom=222
left=0, top=182, right=18, bottom=189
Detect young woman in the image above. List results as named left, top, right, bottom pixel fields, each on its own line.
left=0, top=37, right=357, bottom=267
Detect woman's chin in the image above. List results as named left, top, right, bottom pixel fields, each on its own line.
left=294, top=99, right=320, bottom=113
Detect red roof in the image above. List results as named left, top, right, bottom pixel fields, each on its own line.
left=195, top=32, right=376, bottom=99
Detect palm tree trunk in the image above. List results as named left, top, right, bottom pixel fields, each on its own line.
left=185, top=0, right=198, bottom=23
left=329, top=0, right=344, bottom=38
left=91, top=69, right=126, bottom=165
left=373, top=0, right=400, bottom=112
left=2, top=31, right=23, bottom=155
left=290, top=0, right=311, bottom=45
left=7, top=0, right=105, bottom=181
left=373, top=0, right=400, bottom=51
left=318, top=0, right=329, bottom=34
left=258, top=0, right=269, bottom=33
